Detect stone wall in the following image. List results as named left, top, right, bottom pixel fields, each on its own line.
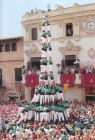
left=0, top=38, right=24, bottom=100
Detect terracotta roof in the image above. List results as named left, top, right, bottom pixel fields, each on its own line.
left=0, top=36, right=23, bottom=41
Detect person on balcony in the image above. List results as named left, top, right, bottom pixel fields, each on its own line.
left=85, top=66, right=90, bottom=74
left=71, top=66, right=75, bottom=74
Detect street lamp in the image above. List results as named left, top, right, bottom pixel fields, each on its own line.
left=21, top=63, right=25, bottom=74
left=56, top=62, right=61, bottom=73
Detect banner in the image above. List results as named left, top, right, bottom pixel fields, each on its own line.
left=60, top=74, right=75, bottom=87
left=81, top=74, right=95, bottom=88
left=26, top=75, right=39, bottom=87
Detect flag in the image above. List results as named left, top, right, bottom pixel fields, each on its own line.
left=63, top=83, right=69, bottom=92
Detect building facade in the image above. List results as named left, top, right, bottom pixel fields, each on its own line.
left=22, top=3, right=95, bottom=102
left=0, top=36, right=24, bottom=101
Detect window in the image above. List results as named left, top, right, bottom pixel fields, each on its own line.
left=12, top=43, right=17, bottom=51
left=32, top=28, right=37, bottom=40
left=15, top=68, right=22, bottom=81
left=61, top=55, right=76, bottom=68
left=5, top=44, right=10, bottom=52
left=0, top=69, right=2, bottom=86
left=65, top=55, right=76, bottom=66
left=31, top=57, right=41, bottom=70
left=66, top=23, right=73, bottom=37
left=0, top=44, right=3, bottom=52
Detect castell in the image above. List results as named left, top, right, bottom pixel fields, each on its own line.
left=18, top=15, right=70, bottom=124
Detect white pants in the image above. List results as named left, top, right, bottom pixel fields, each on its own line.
left=41, top=65, right=45, bottom=73
left=34, top=112, right=37, bottom=121
left=36, top=94, right=40, bottom=102
left=44, top=65, right=47, bottom=72
left=40, top=112, right=43, bottom=122
left=49, top=51, right=52, bottom=57
left=44, top=80, right=48, bottom=85
left=27, top=110, right=32, bottom=120
left=24, top=112, right=28, bottom=122
left=42, top=37, right=47, bottom=44
left=58, top=112, right=64, bottom=121
left=44, top=51, right=47, bottom=58
left=48, top=25, right=50, bottom=31
left=42, top=26, right=45, bottom=31
left=42, top=112, right=50, bottom=122
left=58, top=93, right=64, bottom=100
left=54, top=112, right=58, bottom=122
left=40, top=95, right=44, bottom=105
left=36, top=112, right=40, bottom=122
left=50, top=95, right=54, bottom=101
left=18, top=113, right=24, bottom=123
left=82, top=127, right=87, bottom=134
left=54, top=93, right=57, bottom=100
left=30, top=110, right=34, bottom=119
left=64, top=110, right=68, bottom=121
left=50, top=111, right=55, bottom=121
left=41, top=50, right=45, bottom=58
left=45, top=95, right=50, bottom=103
left=66, top=108, right=70, bottom=118
left=31, top=94, right=36, bottom=102
left=56, top=92, right=59, bottom=99
left=49, top=65, right=53, bottom=72
left=48, top=37, right=51, bottom=44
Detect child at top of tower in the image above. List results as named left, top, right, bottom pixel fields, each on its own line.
left=42, top=15, right=50, bottom=32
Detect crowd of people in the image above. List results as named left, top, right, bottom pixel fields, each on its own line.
left=0, top=99, right=95, bottom=139
left=59, top=63, right=95, bottom=74
left=23, top=65, right=41, bottom=75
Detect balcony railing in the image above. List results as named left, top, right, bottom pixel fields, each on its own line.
left=23, top=73, right=95, bottom=88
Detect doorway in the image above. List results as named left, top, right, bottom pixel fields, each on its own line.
left=65, top=55, right=76, bottom=66
left=31, top=57, right=41, bottom=70
left=32, top=61, right=40, bottom=70
left=86, top=96, right=95, bottom=101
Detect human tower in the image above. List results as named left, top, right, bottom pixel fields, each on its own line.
left=18, top=16, right=69, bottom=124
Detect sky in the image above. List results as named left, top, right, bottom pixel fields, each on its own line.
left=0, top=0, right=95, bottom=38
